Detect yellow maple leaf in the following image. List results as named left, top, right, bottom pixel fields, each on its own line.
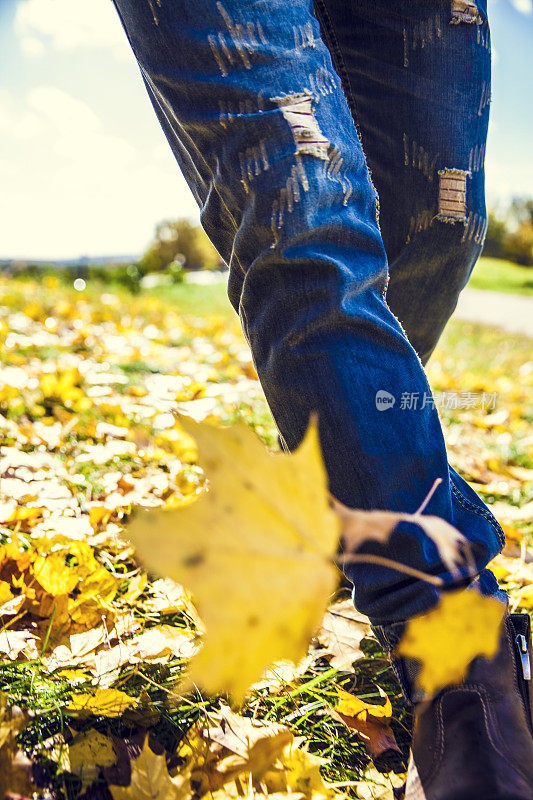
left=68, top=688, right=137, bottom=718
left=263, top=739, right=336, bottom=799
left=395, top=590, right=506, bottom=696
left=33, top=553, right=79, bottom=596
left=127, top=417, right=339, bottom=702
left=109, top=734, right=190, bottom=800
left=335, top=689, right=392, bottom=722
left=0, top=580, right=13, bottom=606
left=333, top=689, right=399, bottom=759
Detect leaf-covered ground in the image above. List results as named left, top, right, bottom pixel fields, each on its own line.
left=0, top=275, right=531, bottom=800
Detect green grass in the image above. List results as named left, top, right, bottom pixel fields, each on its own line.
left=434, top=317, right=533, bottom=374
left=144, top=258, right=533, bottom=323
left=147, top=279, right=233, bottom=316
left=469, top=257, right=533, bottom=295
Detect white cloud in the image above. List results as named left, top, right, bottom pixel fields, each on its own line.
left=0, top=86, right=198, bottom=260
left=28, top=86, right=102, bottom=131
left=19, top=35, right=46, bottom=57
left=15, top=0, right=133, bottom=61
left=509, top=0, right=533, bottom=14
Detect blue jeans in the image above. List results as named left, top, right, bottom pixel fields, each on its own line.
left=111, top=0, right=505, bottom=640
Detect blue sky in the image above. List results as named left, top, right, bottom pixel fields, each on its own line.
left=1, top=0, right=532, bottom=260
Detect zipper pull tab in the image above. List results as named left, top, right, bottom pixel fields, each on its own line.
left=516, top=634, right=531, bottom=681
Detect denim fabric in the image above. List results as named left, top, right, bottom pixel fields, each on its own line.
left=111, top=0, right=505, bottom=636
left=315, top=0, right=492, bottom=363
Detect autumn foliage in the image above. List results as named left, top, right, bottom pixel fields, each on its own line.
left=0, top=276, right=531, bottom=799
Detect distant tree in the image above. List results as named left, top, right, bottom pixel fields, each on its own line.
left=482, top=211, right=507, bottom=259
left=502, top=198, right=533, bottom=266
left=505, top=221, right=533, bottom=266
left=140, top=219, right=220, bottom=272
left=509, top=197, right=533, bottom=227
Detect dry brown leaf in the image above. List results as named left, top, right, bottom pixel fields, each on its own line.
left=206, top=706, right=293, bottom=778
left=251, top=656, right=316, bottom=693
left=0, top=694, right=34, bottom=799
left=0, top=629, right=39, bottom=660
left=354, top=766, right=401, bottom=800
left=331, top=689, right=400, bottom=760
left=109, top=734, right=190, bottom=800
left=314, top=599, right=370, bottom=670
left=130, top=625, right=198, bottom=662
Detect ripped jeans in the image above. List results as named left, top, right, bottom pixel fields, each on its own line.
left=111, top=0, right=506, bottom=641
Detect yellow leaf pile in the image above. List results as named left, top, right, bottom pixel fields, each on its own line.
left=0, top=276, right=531, bottom=799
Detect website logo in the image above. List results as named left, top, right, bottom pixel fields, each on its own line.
left=375, top=390, right=396, bottom=411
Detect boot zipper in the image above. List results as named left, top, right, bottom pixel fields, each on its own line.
left=516, top=634, right=532, bottom=681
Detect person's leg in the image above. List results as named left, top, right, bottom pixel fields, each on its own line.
left=304, top=9, right=533, bottom=796
left=110, top=0, right=504, bottom=629
left=313, top=0, right=491, bottom=364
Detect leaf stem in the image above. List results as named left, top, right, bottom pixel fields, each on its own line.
left=414, top=477, right=443, bottom=516
left=336, top=554, right=444, bottom=587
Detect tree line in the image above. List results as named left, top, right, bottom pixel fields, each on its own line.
left=483, top=198, right=533, bottom=266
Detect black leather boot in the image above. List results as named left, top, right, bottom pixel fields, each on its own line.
left=402, top=613, right=533, bottom=800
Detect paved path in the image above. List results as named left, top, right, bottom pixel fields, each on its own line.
left=453, top=288, right=533, bottom=338
left=185, top=273, right=533, bottom=339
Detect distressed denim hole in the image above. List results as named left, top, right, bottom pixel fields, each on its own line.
left=274, top=92, right=330, bottom=161
left=450, top=0, right=482, bottom=24
left=436, top=168, right=470, bottom=222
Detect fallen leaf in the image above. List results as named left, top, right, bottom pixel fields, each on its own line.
left=354, top=766, right=401, bottom=800
left=315, top=599, right=370, bottom=670
left=145, top=578, right=191, bottom=615
left=491, top=500, right=533, bottom=523
left=33, top=552, right=79, bottom=596
left=0, top=693, right=28, bottom=749
left=0, top=694, right=34, bottom=799
left=68, top=729, right=118, bottom=789
left=0, top=580, right=13, bottom=606
left=251, top=656, right=315, bottom=693
left=0, top=629, right=38, bottom=660
left=68, top=688, right=137, bottom=718
left=515, top=584, right=533, bottom=609
left=336, top=689, right=392, bottom=722
left=207, top=706, right=293, bottom=779
left=121, top=571, right=148, bottom=603
left=109, top=734, right=190, bottom=800
left=281, top=746, right=334, bottom=799
left=263, top=739, right=336, bottom=800
left=130, top=625, right=198, bottom=662
left=395, top=589, right=506, bottom=696
left=127, top=417, right=339, bottom=701
left=332, top=689, right=400, bottom=759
